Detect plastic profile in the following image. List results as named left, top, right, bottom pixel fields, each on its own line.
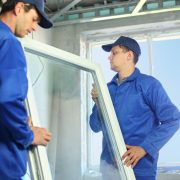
left=21, top=38, right=136, bottom=180
left=25, top=79, right=53, bottom=180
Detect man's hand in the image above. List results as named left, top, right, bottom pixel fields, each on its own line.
left=122, top=145, right=147, bottom=168
left=91, top=83, right=98, bottom=102
left=31, top=126, right=52, bottom=146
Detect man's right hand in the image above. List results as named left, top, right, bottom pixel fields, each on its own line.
left=91, top=84, right=98, bottom=102
left=31, top=126, right=52, bottom=146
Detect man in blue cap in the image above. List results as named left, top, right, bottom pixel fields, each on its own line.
left=0, top=0, right=52, bottom=179
left=90, top=36, right=180, bottom=180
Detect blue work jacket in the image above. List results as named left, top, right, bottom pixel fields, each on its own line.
left=90, top=68, right=180, bottom=176
left=0, top=21, right=34, bottom=179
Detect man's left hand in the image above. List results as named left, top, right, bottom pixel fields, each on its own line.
left=122, top=145, right=147, bottom=168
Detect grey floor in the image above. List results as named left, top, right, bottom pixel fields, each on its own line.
left=157, top=173, right=180, bottom=180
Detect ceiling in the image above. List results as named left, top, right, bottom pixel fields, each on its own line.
left=45, top=0, right=132, bottom=11
left=44, top=0, right=180, bottom=25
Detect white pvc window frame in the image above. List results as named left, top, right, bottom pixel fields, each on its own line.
left=21, top=38, right=136, bottom=180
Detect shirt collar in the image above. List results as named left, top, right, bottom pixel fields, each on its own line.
left=110, top=68, right=140, bottom=84
left=0, top=20, right=13, bottom=33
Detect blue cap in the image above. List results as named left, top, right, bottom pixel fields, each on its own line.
left=102, top=36, right=141, bottom=57
left=16, top=0, right=53, bottom=28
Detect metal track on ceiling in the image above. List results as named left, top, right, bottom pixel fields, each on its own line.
left=45, top=0, right=180, bottom=26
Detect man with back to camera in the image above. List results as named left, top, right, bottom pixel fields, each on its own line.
left=90, top=36, right=180, bottom=180
left=0, top=0, right=53, bottom=179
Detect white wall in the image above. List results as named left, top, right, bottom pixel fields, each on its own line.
left=25, top=26, right=53, bottom=45
left=51, top=11, right=180, bottom=55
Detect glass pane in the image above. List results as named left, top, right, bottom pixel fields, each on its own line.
left=25, top=50, right=135, bottom=180
left=89, top=95, right=127, bottom=180
left=26, top=53, right=82, bottom=180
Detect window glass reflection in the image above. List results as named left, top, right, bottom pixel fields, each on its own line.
left=26, top=52, right=132, bottom=180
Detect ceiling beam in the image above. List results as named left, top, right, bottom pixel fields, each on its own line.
left=132, top=0, right=147, bottom=14
left=53, top=7, right=180, bottom=26
left=50, top=0, right=82, bottom=21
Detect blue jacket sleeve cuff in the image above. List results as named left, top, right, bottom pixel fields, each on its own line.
left=140, top=141, right=158, bottom=159
left=23, top=129, right=34, bottom=149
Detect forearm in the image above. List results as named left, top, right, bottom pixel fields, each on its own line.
left=140, top=119, right=179, bottom=159
left=89, top=105, right=102, bottom=132
left=0, top=101, right=34, bottom=148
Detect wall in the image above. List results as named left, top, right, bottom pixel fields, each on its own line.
left=51, top=10, right=180, bottom=55
left=25, top=26, right=53, bottom=45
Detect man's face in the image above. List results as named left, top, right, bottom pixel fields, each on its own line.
left=15, top=3, right=40, bottom=38
left=108, top=45, right=129, bottom=72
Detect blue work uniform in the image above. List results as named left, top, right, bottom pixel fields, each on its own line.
left=0, top=21, right=34, bottom=179
left=90, top=68, right=180, bottom=177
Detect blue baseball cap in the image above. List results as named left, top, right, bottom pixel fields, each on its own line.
left=102, top=36, right=141, bottom=57
left=16, top=0, right=53, bottom=28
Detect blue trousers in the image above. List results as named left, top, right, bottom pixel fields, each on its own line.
left=136, top=176, right=155, bottom=180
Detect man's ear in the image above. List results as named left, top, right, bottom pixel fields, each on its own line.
left=14, top=2, right=24, bottom=16
left=127, top=50, right=133, bottom=61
